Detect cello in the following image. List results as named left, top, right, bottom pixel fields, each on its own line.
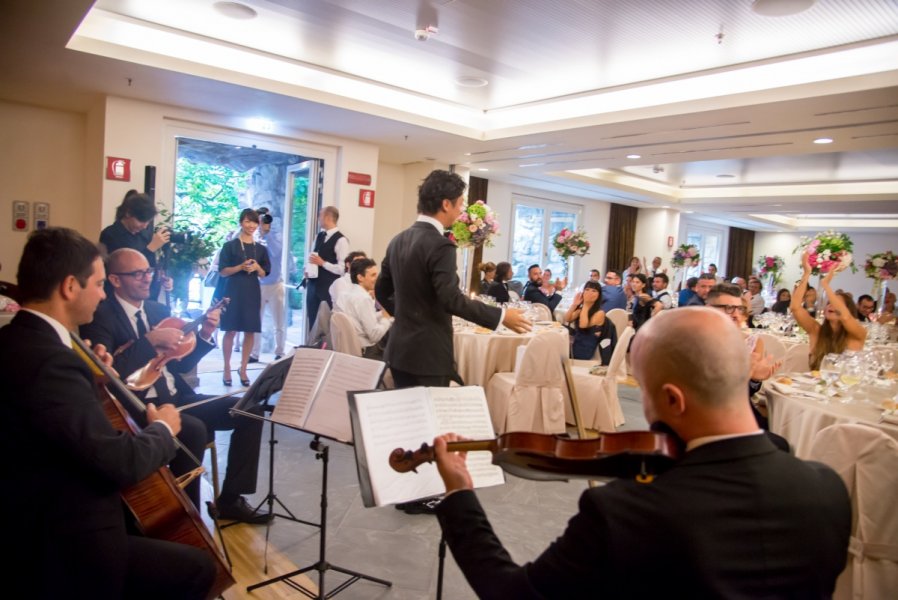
left=72, top=334, right=235, bottom=599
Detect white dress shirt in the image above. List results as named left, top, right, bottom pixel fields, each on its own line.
left=320, top=227, right=350, bottom=276
left=329, top=272, right=354, bottom=305
left=115, top=295, right=179, bottom=399
left=335, top=284, right=391, bottom=347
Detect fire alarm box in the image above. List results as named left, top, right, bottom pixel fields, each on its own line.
left=667, top=236, right=674, bottom=248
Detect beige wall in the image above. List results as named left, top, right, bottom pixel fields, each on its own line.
left=634, top=207, right=681, bottom=275
left=0, top=100, right=89, bottom=275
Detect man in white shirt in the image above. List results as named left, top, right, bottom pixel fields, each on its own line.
left=651, top=272, right=672, bottom=309
left=305, top=206, right=350, bottom=330
left=747, top=277, right=766, bottom=322
left=329, top=250, right=368, bottom=306
left=336, top=257, right=392, bottom=360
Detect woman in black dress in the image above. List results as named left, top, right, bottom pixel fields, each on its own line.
left=219, top=209, right=270, bottom=386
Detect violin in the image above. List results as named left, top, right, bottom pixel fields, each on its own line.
left=390, top=431, right=682, bottom=483
left=126, top=298, right=229, bottom=391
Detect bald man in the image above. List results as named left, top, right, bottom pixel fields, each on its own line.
left=432, top=308, right=850, bottom=598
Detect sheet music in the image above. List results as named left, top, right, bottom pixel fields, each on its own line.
left=352, top=387, right=444, bottom=506
left=272, top=348, right=331, bottom=428
left=430, top=387, right=505, bottom=488
left=305, top=353, right=384, bottom=442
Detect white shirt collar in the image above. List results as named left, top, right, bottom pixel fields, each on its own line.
left=416, top=214, right=445, bottom=234
left=686, top=430, right=765, bottom=452
left=115, top=293, right=145, bottom=321
left=23, top=309, right=71, bottom=346
left=324, top=226, right=339, bottom=239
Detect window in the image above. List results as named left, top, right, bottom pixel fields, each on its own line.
left=510, top=197, right=581, bottom=283
left=681, top=219, right=728, bottom=278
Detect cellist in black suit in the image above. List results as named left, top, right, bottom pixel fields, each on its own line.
left=0, top=228, right=214, bottom=599
left=375, top=170, right=530, bottom=388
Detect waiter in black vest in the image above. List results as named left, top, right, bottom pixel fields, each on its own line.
left=305, top=206, right=349, bottom=330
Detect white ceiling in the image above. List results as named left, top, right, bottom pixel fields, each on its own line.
left=2, top=0, right=897, bottom=232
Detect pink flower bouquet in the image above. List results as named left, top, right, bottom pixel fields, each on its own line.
left=794, top=231, right=855, bottom=275
left=864, top=251, right=898, bottom=281
left=671, top=244, right=700, bottom=268
left=552, top=227, right=590, bottom=259
left=449, top=200, right=499, bottom=248
left=756, top=255, right=784, bottom=276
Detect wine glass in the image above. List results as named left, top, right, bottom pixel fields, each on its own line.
left=818, top=353, right=841, bottom=403
left=837, top=355, right=864, bottom=404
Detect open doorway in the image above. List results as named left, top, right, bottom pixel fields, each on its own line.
left=170, top=137, right=322, bottom=355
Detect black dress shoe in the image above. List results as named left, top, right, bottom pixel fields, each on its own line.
left=274, top=355, right=282, bottom=360
left=215, top=496, right=273, bottom=524
left=395, top=496, right=442, bottom=515
left=247, top=357, right=260, bottom=364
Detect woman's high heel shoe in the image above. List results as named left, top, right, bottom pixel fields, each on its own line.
left=223, top=371, right=232, bottom=386
left=239, top=370, right=251, bottom=387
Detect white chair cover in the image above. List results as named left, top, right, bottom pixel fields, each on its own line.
left=530, top=303, right=552, bottom=322
left=486, top=331, right=568, bottom=434
left=808, top=424, right=898, bottom=600
left=756, top=333, right=787, bottom=361
left=307, top=301, right=332, bottom=349
left=605, top=308, right=628, bottom=341
left=782, top=342, right=810, bottom=373
left=330, top=311, right=362, bottom=357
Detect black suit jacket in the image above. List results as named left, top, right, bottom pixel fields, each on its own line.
left=375, top=220, right=502, bottom=377
left=486, top=280, right=511, bottom=303
left=522, top=281, right=562, bottom=312
left=437, top=434, right=850, bottom=599
left=0, top=311, right=176, bottom=595
left=80, top=297, right=215, bottom=402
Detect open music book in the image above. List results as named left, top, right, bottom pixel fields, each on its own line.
left=269, top=348, right=385, bottom=443
left=349, top=386, right=505, bottom=507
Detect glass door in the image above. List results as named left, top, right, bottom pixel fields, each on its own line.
left=510, top=198, right=581, bottom=284
left=284, top=160, right=321, bottom=344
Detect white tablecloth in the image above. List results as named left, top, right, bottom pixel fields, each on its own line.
left=563, top=364, right=625, bottom=432
left=765, top=377, right=898, bottom=458
left=453, top=324, right=568, bottom=387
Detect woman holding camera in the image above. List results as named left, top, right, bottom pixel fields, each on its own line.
left=218, top=208, right=270, bottom=386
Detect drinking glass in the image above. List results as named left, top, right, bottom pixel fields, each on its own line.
left=818, top=353, right=841, bottom=403
left=837, top=355, right=864, bottom=404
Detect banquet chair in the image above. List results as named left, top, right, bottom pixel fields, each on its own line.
left=530, top=303, right=552, bottom=322
left=565, top=326, right=634, bottom=431
left=755, top=333, right=787, bottom=361
left=781, top=342, right=810, bottom=373
left=486, top=331, right=568, bottom=434
left=329, top=311, right=362, bottom=357
left=307, top=301, right=332, bottom=349
left=605, top=308, right=628, bottom=341
left=808, top=424, right=898, bottom=600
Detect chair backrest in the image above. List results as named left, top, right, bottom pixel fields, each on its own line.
left=514, top=332, right=567, bottom=387
left=604, top=326, right=634, bottom=383
left=755, top=333, right=787, bottom=360
left=530, top=303, right=552, bottom=322
left=605, top=308, right=628, bottom=338
left=808, top=424, right=898, bottom=598
left=330, top=311, right=363, bottom=357
left=782, top=342, right=810, bottom=373
left=307, top=301, right=332, bottom=348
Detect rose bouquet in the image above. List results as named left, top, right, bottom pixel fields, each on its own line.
left=793, top=231, right=855, bottom=275
left=449, top=200, right=500, bottom=248
left=756, top=255, right=784, bottom=277
left=552, top=227, right=590, bottom=259
left=671, top=243, right=700, bottom=268
left=864, top=251, right=898, bottom=281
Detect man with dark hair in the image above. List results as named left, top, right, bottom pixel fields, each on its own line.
left=335, top=257, right=392, bottom=360
left=305, top=205, right=349, bottom=330
left=330, top=250, right=368, bottom=305
left=651, top=272, right=672, bottom=309
left=1, top=228, right=215, bottom=599
left=600, top=270, right=627, bottom=311
left=522, top=264, right=563, bottom=313
left=857, top=294, right=876, bottom=322
left=431, top=308, right=850, bottom=598
left=376, top=169, right=529, bottom=388
left=588, top=269, right=600, bottom=283
left=708, top=262, right=724, bottom=283
left=81, top=248, right=268, bottom=524
left=684, top=273, right=716, bottom=306
left=678, top=276, right=699, bottom=306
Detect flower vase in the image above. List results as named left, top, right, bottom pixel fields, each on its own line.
left=815, top=274, right=827, bottom=318
left=878, top=279, right=890, bottom=316
left=460, top=246, right=471, bottom=293
left=680, top=267, right=688, bottom=292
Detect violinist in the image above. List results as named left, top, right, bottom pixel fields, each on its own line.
left=0, top=228, right=215, bottom=599
left=80, top=248, right=269, bottom=524
left=432, top=307, right=850, bottom=599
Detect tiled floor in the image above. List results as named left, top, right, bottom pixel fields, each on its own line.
left=196, top=351, right=648, bottom=599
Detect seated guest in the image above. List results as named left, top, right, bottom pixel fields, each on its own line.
left=770, top=288, right=791, bottom=315
left=432, top=307, right=850, bottom=599
left=335, top=258, right=392, bottom=360
left=522, top=264, right=562, bottom=313
left=600, top=270, right=627, bottom=311
left=80, top=249, right=268, bottom=523
left=802, top=285, right=818, bottom=318
left=791, top=251, right=865, bottom=370
left=624, top=256, right=644, bottom=277
left=731, top=276, right=747, bottom=294
left=588, top=269, right=601, bottom=283
left=746, top=277, right=765, bottom=324
left=2, top=228, right=215, bottom=599
left=677, top=276, right=698, bottom=305
left=708, top=262, right=724, bottom=283
left=627, top=273, right=661, bottom=333
left=564, top=281, right=614, bottom=363
left=486, top=261, right=517, bottom=303
left=881, top=291, right=897, bottom=324
left=507, top=277, right=524, bottom=299
left=856, top=294, right=875, bottom=322
left=329, top=250, right=368, bottom=305
left=650, top=272, right=672, bottom=309
left=682, top=273, right=715, bottom=307
left=478, top=262, right=497, bottom=295
left=539, top=267, right=566, bottom=297
left=646, top=255, right=666, bottom=277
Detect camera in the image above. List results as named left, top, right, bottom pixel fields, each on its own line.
left=169, top=230, right=191, bottom=244
left=256, top=206, right=273, bottom=225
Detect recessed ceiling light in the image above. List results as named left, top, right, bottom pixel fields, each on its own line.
left=518, top=143, right=548, bottom=150
left=246, top=117, right=274, bottom=132
left=626, top=154, right=641, bottom=159
left=661, top=205, right=670, bottom=209
left=716, top=174, right=735, bottom=178
left=456, top=76, right=489, bottom=88
left=813, top=137, right=834, bottom=144
left=519, top=163, right=545, bottom=168
left=751, top=0, right=815, bottom=17
left=214, top=2, right=258, bottom=19
left=477, top=168, right=489, bottom=172
left=683, top=210, right=694, bottom=214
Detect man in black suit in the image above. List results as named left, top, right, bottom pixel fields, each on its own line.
left=521, top=264, right=562, bottom=313
left=375, top=169, right=530, bottom=388
left=80, top=248, right=268, bottom=524
left=432, top=307, right=850, bottom=598
left=0, top=228, right=215, bottom=599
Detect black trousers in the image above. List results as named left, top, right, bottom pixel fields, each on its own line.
left=390, top=367, right=463, bottom=389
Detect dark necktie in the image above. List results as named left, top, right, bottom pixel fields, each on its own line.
left=135, top=310, right=171, bottom=403
left=134, top=310, right=147, bottom=338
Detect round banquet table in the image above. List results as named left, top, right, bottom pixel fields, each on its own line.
left=764, top=375, right=898, bottom=459
left=453, top=324, right=568, bottom=387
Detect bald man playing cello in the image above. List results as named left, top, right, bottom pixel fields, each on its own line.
left=433, top=307, right=850, bottom=599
